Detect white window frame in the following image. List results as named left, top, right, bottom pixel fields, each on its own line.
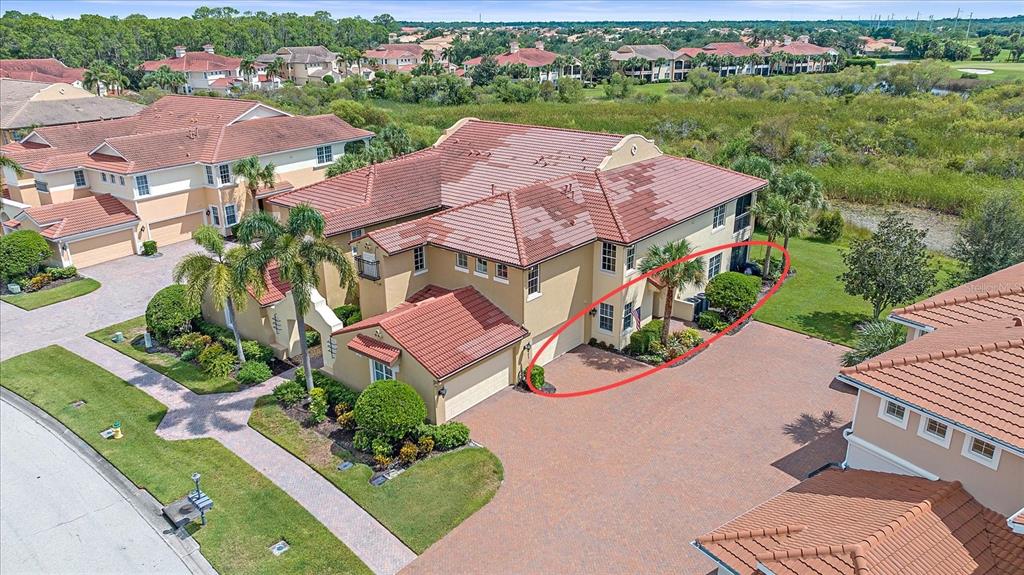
left=370, top=359, right=394, bottom=382
left=209, top=205, right=221, bottom=226
left=316, top=145, right=333, bottom=166
left=73, top=169, right=86, bottom=188
left=878, top=399, right=909, bottom=429
left=712, top=204, right=726, bottom=230
left=527, top=265, right=541, bottom=300
left=119, top=175, right=125, bottom=186
left=350, top=229, right=364, bottom=254
left=34, top=180, right=49, bottom=193
left=413, top=246, right=427, bottom=274
left=474, top=257, right=488, bottom=277
left=135, top=175, right=150, bottom=196
left=623, top=301, right=634, bottom=333
left=598, top=302, right=614, bottom=333
left=625, top=244, right=636, bottom=271
left=495, top=263, right=509, bottom=284
left=600, top=242, right=617, bottom=273
left=961, top=434, right=1001, bottom=470
left=223, top=203, right=238, bottom=226
left=205, top=165, right=215, bottom=186
left=916, top=416, right=952, bottom=448
left=218, top=163, right=231, bottom=185
left=708, top=253, right=722, bottom=279
left=455, top=252, right=468, bottom=271
left=101, top=172, right=107, bottom=183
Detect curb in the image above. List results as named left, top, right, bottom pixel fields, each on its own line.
left=0, top=388, right=218, bottom=575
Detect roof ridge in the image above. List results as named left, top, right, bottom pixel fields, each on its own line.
left=592, top=170, right=629, bottom=243
left=754, top=543, right=869, bottom=574
left=462, top=118, right=623, bottom=140
left=893, top=285, right=1024, bottom=316
left=840, top=337, right=1024, bottom=375
left=505, top=190, right=528, bottom=266
left=696, top=524, right=806, bottom=544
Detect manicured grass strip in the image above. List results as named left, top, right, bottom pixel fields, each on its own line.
left=0, top=346, right=370, bottom=575
left=1, top=278, right=100, bottom=310
left=87, top=316, right=238, bottom=394
left=750, top=231, right=960, bottom=346
left=249, top=397, right=503, bottom=554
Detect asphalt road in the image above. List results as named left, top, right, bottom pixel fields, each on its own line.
left=0, top=400, right=194, bottom=575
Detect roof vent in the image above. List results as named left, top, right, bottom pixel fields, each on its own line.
left=1014, top=317, right=1023, bottom=327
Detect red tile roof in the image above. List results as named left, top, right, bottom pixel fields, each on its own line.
left=0, top=58, right=86, bottom=84
left=347, top=334, right=401, bottom=364
left=140, top=51, right=241, bottom=73
left=463, top=47, right=561, bottom=68
left=247, top=261, right=292, bottom=306
left=336, top=285, right=527, bottom=379
left=695, top=468, right=1024, bottom=575
left=841, top=316, right=1024, bottom=451
left=23, top=194, right=138, bottom=239
left=1, top=95, right=372, bottom=174
left=369, top=155, right=764, bottom=266
left=890, top=263, right=1024, bottom=330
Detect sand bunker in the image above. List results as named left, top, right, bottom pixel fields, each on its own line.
left=957, top=68, right=995, bottom=75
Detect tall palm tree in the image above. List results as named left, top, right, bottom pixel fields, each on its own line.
left=233, top=155, right=276, bottom=204
left=774, top=169, right=825, bottom=249
left=421, top=49, right=435, bottom=67
left=173, top=225, right=255, bottom=361
left=752, top=192, right=791, bottom=279
left=0, top=155, right=24, bottom=177
left=639, top=239, right=706, bottom=345
left=440, top=46, right=456, bottom=65
left=82, top=62, right=111, bottom=95
left=345, top=47, right=364, bottom=77
left=234, top=205, right=353, bottom=392
left=267, top=57, right=286, bottom=81
left=239, top=58, right=256, bottom=80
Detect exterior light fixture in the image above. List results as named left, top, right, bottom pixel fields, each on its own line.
left=438, top=387, right=447, bottom=398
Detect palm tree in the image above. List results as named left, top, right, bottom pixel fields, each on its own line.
left=752, top=192, right=791, bottom=279
left=0, top=155, right=25, bottom=177
left=345, top=47, right=364, bottom=77
left=234, top=205, right=353, bottom=392
left=82, top=62, right=111, bottom=95
left=267, top=57, right=286, bottom=81
left=441, top=46, right=456, bottom=65
left=639, top=239, right=706, bottom=346
left=143, top=65, right=187, bottom=92
left=421, top=49, right=435, bottom=67
left=239, top=58, right=256, bottom=80
left=174, top=226, right=254, bottom=361
left=774, top=170, right=825, bottom=249
left=233, top=155, right=276, bottom=204
left=841, top=320, right=905, bottom=367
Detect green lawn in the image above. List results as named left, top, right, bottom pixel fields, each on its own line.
left=0, top=346, right=370, bottom=575
left=1, top=278, right=100, bottom=310
left=249, top=397, right=503, bottom=554
left=750, top=230, right=960, bottom=346
left=87, top=316, right=238, bottom=394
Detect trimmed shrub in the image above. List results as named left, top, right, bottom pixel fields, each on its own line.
left=371, top=436, right=393, bottom=457
left=332, top=304, right=362, bottom=325
left=305, top=329, right=321, bottom=347
left=336, top=410, right=356, bottom=430
left=628, top=328, right=658, bottom=355
left=199, top=343, right=234, bottom=377
left=194, top=318, right=234, bottom=341
left=705, top=272, right=760, bottom=321
left=697, top=310, right=729, bottom=332
left=170, top=332, right=212, bottom=354
left=273, top=379, right=306, bottom=406
left=398, top=442, right=418, bottom=465
left=237, top=360, right=272, bottom=385
left=417, top=435, right=434, bottom=456
left=146, top=285, right=200, bottom=341
left=672, top=328, right=704, bottom=349
left=528, top=365, right=545, bottom=390
left=815, top=210, right=844, bottom=243
left=180, top=348, right=199, bottom=362
left=240, top=340, right=273, bottom=363
left=352, top=430, right=373, bottom=452
left=25, top=272, right=52, bottom=292
left=431, top=422, right=470, bottom=450
left=45, top=266, right=77, bottom=280
left=0, top=230, right=51, bottom=281
left=353, top=380, right=427, bottom=442
left=142, top=240, right=158, bottom=256
left=295, top=368, right=360, bottom=413
left=308, top=387, right=328, bottom=423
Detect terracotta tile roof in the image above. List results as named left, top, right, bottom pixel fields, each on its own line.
left=840, top=317, right=1024, bottom=451
left=891, top=263, right=1024, bottom=330
left=463, top=47, right=562, bottom=68
left=3, top=219, right=20, bottom=228
left=23, top=194, right=138, bottom=239
left=140, top=51, right=241, bottom=73
left=347, top=334, right=401, bottom=364
left=695, top=468, right=1024, bottom=575
left=254, top=179, right=293, bottom=199
left=0, top=58, right=86, bottom=84
left=701, top=42, right=766, bottom=57
left=774, top=41, right=837, bottom=56
left=369, top=155, right=765, bottom=266
left=247, top=261, right=291, bottom=306
left=336, top=285, right=527, bottom=379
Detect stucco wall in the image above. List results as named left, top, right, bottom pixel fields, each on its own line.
left=848, top=391, right=1024, bottom=516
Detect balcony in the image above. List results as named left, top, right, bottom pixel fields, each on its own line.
left=356, top=256, right=380, bottom=281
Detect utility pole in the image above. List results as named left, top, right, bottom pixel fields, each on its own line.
left=952, top=8, right=961, bottom=33
left=914, top=12, right=920, bottom=33
left=965, top=12, right=974, bottom=37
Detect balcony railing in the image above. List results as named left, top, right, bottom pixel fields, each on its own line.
left=356, top=256, right=380, bottom=281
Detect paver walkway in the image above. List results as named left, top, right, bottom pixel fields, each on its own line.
left=63, top=337, right=417, bottom=575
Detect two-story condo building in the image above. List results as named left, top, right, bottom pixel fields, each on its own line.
left=140, top=44, right=246, bottom=94
left=361, top=43, right=426, bottom=75
left=610, top=41, right=839, bottom=81
left=0, top=58, right=95, bottom=93
left=267, top=118, right=764, bottom=423
left=256, top=46, right=339, bottom=85
left=463, top=41, right=582, bottom=83
left=693, top=262, right=1024, bottom=575
left=609, top=44, right=679, bottom=82
left=1, top=95, right=372, bottom=267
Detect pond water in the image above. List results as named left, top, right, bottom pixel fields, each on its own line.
left=832, top=200, right=963, bottom=255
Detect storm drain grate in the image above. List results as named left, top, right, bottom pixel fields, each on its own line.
left=270, top=540, right=289, bottom=556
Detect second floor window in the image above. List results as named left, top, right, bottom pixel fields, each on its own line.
left=101, top=173, right=107, bottom=182
left=119, top=176, right=125, bottom=186
left=708, top=254, right=722, bottom=279
left=496, top=263, right=508, bottom=282
left=205, top=165, right=215, bottom=186
left=218, top=164, right=231, bottom=185
left=224, top=204, right=238, bottom=226
left=625, top=244, right=636, bottom=270
left=316, top=145, right=333, bottom=165
left=713, top=205, right=726, bottom=229
left=475, top=257, right=488, bottom=275
left=734, top=193, right=753, bottom=232
left=35, top=180, right=49, bottom=193
left=456, top=252, right=468, bottom=270
left=601, top=242, right=616, bottom=272
left=73, top=170, right=86, bottom=188
left=135, top=175, right=150, bottom=196
left=527, top=265, right=540, bottom=296
left=598, top=303, right=614, bottom=332
left=413, top=246, right=426, bottom=272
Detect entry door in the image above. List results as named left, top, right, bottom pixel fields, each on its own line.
left=730, top=245, right=749, bottom=272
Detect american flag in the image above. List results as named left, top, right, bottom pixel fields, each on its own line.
left=632, top=305, right=642, bottom=328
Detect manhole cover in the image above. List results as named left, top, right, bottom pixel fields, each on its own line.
left=270, top=540, right=289, bottom=556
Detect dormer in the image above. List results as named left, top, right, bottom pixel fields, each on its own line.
left=174, top=45, right=186, bottom=58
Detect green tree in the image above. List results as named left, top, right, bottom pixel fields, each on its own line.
left=173, top=225, right=255, bottom=361
left=773, top=169, right=825, bottom=250
left=686, top=67, right=720, bottom=95
left=556, top=77, right=584, bottom=103
left=470, top=55, right=499, bottom=87
left=0, top=155, right=24, bottom=177
left=841, top=320, right=905, bottom=367
left=978, top=35, right=1002, bottom=61
left=232, top=155, right=276, bottom=202
left=839, top=212, right=936, bottom=320
left=951, top=190, right=1024, bottom=281
left=234, top=205, right=353, bottom=392
left=639, top=239, right=706, bottom=345
left=142, top=65, right=186, bottom=91
left=82, top=61, right=113, bottom=95
left=0, top=229, right=51, bottom=281
left=751, top=192, right=792, bottom=279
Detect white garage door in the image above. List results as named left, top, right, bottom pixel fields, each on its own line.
left=531, top=319, right=584, bottom=366
left=444, top=364, right=510, bottom=420
left=148, top=213, right=203, bottom=246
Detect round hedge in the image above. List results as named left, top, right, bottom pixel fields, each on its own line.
left=705, top=271, right=761, bottom=321
left=146, top=284, right=200, bottom=341
left=353, top=380, right=427, bottom=442
left=0, top=229, right=52, bottom=281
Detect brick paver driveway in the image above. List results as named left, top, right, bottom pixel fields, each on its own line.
left=404, top=322, right=854, bottom=575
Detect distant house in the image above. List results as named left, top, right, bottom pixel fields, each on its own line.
left=0, top=78, right=143, bottom=145
left=859, top=36, right=906, bottom=55
left=462, top=40, right=582, bottom=83
left=256, top=46, right=339, bottom=86
left=0, top=58, right=93, bottom=92
left=361, top=43, right=426, bottom=77
left=609, top=44, right=677, bottom=82
left=139, top=44, right=247, bottom=95
left=607, top=41, right=838, bottom=82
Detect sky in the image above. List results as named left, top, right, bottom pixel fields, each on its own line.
left=2, top=0, right=1021, bottom=23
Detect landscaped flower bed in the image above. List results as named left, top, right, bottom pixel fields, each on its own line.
left=590, top=319, right=707, bottom=366
left=2, top=265, right=83, bottom=294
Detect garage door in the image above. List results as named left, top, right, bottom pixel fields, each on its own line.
left=531, top=319, right=584, bottom=366
left=148, top=213, right=203, bottom=246
left=69, top=230, right=135, bottom=268
left=444, top=363, right=511, bottom=420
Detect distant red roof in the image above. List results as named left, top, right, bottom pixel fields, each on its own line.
left=336, top=285, right=528, bottom=379
left=248, top=261, right=292, bottom=306
left=140, top=51, right=241, bottom=73
left=347, top=334, right=401, bottom=364
left=696, top=468, right=1024, bottom=575
left=890, top=262, right=1024, bottom=330
left=463, top=47, right=562, bottom=68
left=0, top=58, right=86, bottom=84
left=23, top=194, right=138, bottom=239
